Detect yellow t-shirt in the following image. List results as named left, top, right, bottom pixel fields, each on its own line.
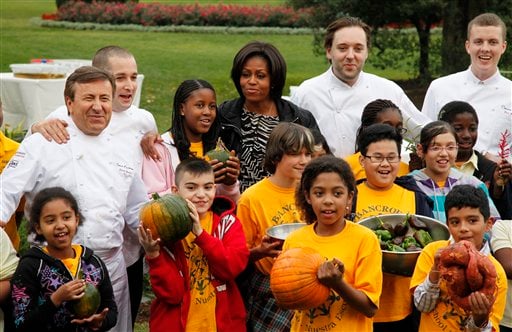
left=283, top=222, right=383, bottom=332
left=183, top=211, right=216, bottom=332
left=0, top=132, right=21, bottom=250
left=344, top=151, right=409, bottom=181
left=189, top=141, right=204, bottom=158
left=237, top=177, right=302, bottom=274
left=43, top=244, right=83, bottom=278
left=410, top=240, right=507, bottom=332
left=354, top=182, right=416, bottom=322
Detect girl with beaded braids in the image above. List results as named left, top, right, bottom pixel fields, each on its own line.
left=141, top=79, right=241, bottom=202
left=438, top=100, right=511, bottom=219
left=344, top=99, right=410, bottom=181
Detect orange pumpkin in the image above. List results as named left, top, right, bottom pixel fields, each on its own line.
left=140, top=193, right=192, bottom=243
left=270, top=247, right=330, bottom=310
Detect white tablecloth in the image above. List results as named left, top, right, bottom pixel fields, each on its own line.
left=0, top=73, right=144, bottom=130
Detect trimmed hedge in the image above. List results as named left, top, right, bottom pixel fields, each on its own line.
left=56, top=1, right=312, bottom=28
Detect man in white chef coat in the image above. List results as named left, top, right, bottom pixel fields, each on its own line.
left=0, top=66, right=148, bottom=332
left=29, top=46, right=157, bottom=328
left=291, top=16, right=430, bottom=158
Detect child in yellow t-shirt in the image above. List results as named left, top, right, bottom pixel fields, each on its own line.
left=410, top=185, right=507, bottom=332
left=237, top=122, right=316, bottom=331
left=352, top=123, right=434, bottom=331
left=284, top=155, right=383, bottom=332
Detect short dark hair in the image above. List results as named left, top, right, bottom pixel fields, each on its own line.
left=324, top=16, right=372, bottom=50
left=358, top=123, right=403, bottom=156
left=438, top=101, right=479, bottom=125
left=230, top=41, right=287, bottom=100
left=170, top=79, right=219, bottom=161
left=419, top=120, right=457, bottom=153
left=296, top=155, right=355, bottom=224
left=355, top=99, right=402, bottom=151
left=175, top=157, right=214, bottom=186
left=64, top=66, right=115, bottom=101
left=92, top=45, right=135, bottom=71
left=311, top=128, right=332, bottom=155
left=467, top=13, right=506, bottom=41
left=29, top=187, right=83, bottom=242
left=263, top=122, right=315, bottom=174
left=445, top=185, right=490, bottom=220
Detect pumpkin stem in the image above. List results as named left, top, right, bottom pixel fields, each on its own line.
left=151, top=192, right=161, bottom=200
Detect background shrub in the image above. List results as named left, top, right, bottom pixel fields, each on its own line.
left=56, top=1, right=312, bottom=28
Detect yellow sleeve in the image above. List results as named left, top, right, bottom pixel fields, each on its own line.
left=236, top=194, right=260, bottom=249
left=355, top=233, right=383, bottom=306
left=489, top=257, right=508, bottom=329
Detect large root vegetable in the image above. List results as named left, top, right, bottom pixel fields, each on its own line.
left=438, top=240, right=497, bottom=311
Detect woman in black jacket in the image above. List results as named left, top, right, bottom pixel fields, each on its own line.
left=218, top=41, right=320, bottom=192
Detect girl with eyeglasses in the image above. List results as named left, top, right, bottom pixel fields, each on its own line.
left=409, top=120, right=501, bottom=223
left=350, top=123, right=433, bottom=332
left=345, top=99, right=410, bottom=181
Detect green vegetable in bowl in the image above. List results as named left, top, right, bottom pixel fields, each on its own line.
left=387, top=244, right=406, bottom=252
left=414, top=229, right=433, bottom=247
left=375, top=229, right=392, bottom=241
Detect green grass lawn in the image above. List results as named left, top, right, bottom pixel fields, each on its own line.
left=0, top=0, right=412, bottom=131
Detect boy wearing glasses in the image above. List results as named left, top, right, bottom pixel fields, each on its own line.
left=351, top=123, right=433, bottom=332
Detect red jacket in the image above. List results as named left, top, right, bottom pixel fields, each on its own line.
left=147, top=196, right=249, bottom=332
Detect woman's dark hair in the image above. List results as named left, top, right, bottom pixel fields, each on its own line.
left=230, top=41, right=287, bottom=101
left=29, top=187, right=83, bottom=242
left=438, top=101, right=479, bottom=124
left=263, top=122, right=315, bottom=174
left=357, top=123, right=403, bottom=157
left=355, top=99, right=402, bottom=152
left=169, top=79, right=220, bottom=161
left=296, top=155, right=355, bottom=224
left=419, top=120, right=458, bottom=153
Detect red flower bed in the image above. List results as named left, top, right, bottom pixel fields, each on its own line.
left=56, top=1, right=312, bottom=28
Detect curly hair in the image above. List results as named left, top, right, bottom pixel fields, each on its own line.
left=29, top=187, right=83, bottom=242
left=296, top=155, right=355, bottom=224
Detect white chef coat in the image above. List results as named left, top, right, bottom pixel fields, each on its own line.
left=422, top=68, right=512, bottom=157
left=0, top=120, right=149, bottom=332
left=32, top=104, right=158, bottom=267
left=291, top=67, right=430, bottom=157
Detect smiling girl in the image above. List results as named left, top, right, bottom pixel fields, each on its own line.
left=283, top=155, right=382, bottom=331
left=141, top=79, right=241, bottom=202
left=409, top=120, right=501, bottom=223
left=11, top=187, right=117, bottom=331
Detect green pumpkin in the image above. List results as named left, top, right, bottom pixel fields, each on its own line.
left=72, top=283, right=101, bottom=319
left=205, top=138, right=230, bottom=164
left=140, top=193, right=193, bottom=243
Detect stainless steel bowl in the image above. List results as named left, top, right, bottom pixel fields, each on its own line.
left=266, top=223, right=307, bottom=248
left=359, top=214, right=450, bottom=277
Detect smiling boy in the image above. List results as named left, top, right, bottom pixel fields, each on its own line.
left=170, top=158, right=248, bottom=331
left=410, top=185, right=507, bottom=331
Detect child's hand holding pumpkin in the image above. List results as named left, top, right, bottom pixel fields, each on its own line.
left=138, top=225, right=161, bottom=259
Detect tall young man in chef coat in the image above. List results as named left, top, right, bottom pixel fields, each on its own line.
left=422, top=13, right=511, bottom=161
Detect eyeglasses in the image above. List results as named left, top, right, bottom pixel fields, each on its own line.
left=427, top=145, right=458, bottom=153
left=363, top=155, right=401, bottom=164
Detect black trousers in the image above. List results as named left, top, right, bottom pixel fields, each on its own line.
left=126, top=254, right=144, bottom=327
